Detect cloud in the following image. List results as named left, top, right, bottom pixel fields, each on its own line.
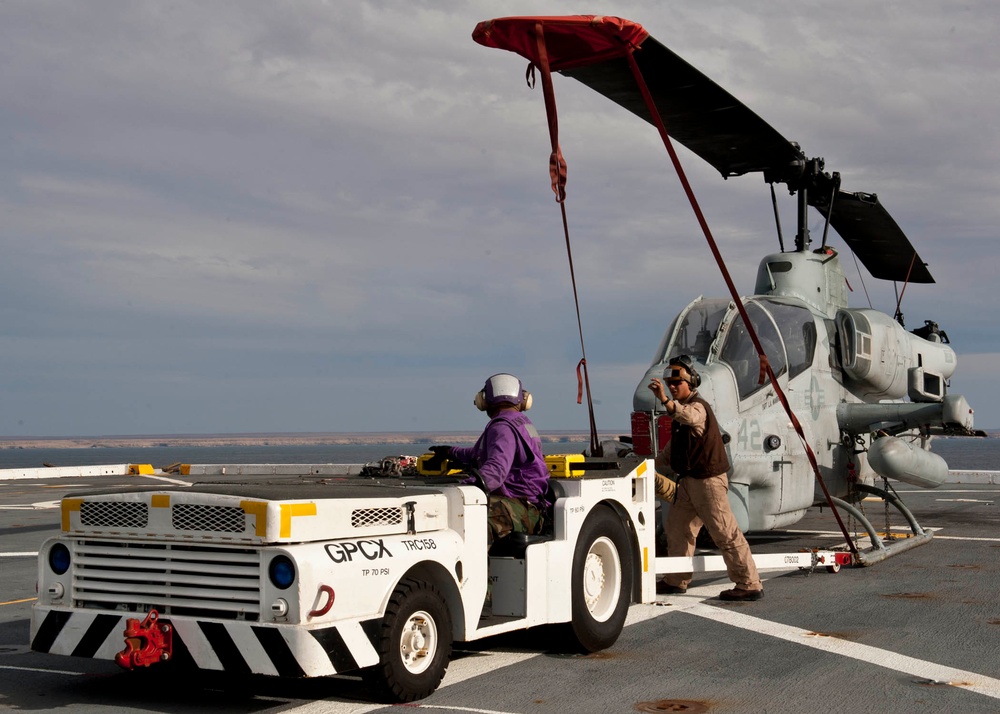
left=1, top=0, right=998, bottom=436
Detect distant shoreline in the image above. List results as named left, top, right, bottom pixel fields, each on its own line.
left=0, top=429, right=989, bottom=450
left=0, top=431, right=622, bottom=450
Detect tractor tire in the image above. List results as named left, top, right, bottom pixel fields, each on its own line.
left=566, top=506, right=633, bottom=652
left=362, top=578, right=453, bottom=703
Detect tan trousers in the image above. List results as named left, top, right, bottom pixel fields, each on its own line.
left=663, top=473, right=762, bottom=591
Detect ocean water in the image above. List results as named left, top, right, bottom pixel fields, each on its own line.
left=0, top=442, right=592, bottom=471
left=0, top=437, right=995, bottom=471
left=930, top=437, right=1000, bottom=471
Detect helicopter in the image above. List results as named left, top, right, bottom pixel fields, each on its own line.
left=473, top=15, right=979, bottom=562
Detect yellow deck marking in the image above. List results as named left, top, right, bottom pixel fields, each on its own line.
left=0, top=597, right=37, bottom=606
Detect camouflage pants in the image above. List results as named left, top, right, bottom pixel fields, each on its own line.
left=487, top=495, right=543, bottom=548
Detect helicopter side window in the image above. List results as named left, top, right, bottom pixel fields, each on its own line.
left=719, top=302, right=787, bottom=399
left=763, top=300, right=817, bottom=380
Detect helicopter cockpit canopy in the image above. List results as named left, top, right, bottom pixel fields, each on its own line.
left=718, top=301, right=786, bottom=399
left=716, top=299, right=817, bottom=400
left=647, top=297, right=818, bottom=403
left=650, top=297, right=729, bottom=367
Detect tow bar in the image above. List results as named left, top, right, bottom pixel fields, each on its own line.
left=656, top=548, right=855, bottom=576
left=115, top=609, right=172, bottom=669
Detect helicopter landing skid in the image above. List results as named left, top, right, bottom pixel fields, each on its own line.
left=830, top=483, right=933, bottom=566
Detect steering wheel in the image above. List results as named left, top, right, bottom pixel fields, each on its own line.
left=467, top=467, right=490, bottom=495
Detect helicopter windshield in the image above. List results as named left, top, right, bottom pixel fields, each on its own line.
left=761, top=299, right=817, bottom=380
left=718, top=301, right=788, bottom=399
left=650, top=297, right=730, bottom=365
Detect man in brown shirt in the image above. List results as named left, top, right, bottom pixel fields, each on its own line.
left=649, top=355, right=763, bottom=601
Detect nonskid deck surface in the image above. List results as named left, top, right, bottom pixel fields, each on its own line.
left=3, top=468, right=999, bottom=713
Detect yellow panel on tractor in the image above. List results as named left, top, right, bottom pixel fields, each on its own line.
left=417, top=454, right=464, bottom=476
left=544, top=454, right=585, bottom=478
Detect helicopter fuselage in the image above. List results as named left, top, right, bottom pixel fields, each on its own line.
left=630, top=249, right=971, bottom=532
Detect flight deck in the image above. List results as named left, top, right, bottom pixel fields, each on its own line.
left=2, top=466, right=999, bottom=713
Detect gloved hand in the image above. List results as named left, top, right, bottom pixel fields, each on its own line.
left=429, top=445, right=453, bottom=459
left=423, top=445, right=453, bottom=473
left=655, top=473, right=677, bottom=503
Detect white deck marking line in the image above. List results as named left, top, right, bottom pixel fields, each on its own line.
left=783, top=529, right=1000, bottom=543
left=0, top=552, right=38, bottom=557
left=287, top=649, right=547, bottom=714
left=0, top=665, right=83, bottom=676
left=282, top=593, right=725, bottom=714
left=0, top=501, right=60, bottom=511
left=686, top=602, right=1000, bottom=700
left=139, top=475, right=192, bottom=486
left=420, top=706, right=525, bottom=714
left=902, top=488, right=1000, bottom=496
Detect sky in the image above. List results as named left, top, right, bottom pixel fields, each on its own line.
left=2, top=0, right=998, bottom=437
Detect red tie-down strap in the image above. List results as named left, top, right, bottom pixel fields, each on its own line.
left=476, top=18, right=643, bottom=456
left=474, top=16, right=647, bottom=204
left=622, top=49, right=859, bottom=560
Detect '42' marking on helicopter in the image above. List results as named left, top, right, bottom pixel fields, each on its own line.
left=737, top=419, right=762, bottom=451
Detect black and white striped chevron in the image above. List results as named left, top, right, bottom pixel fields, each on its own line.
left=31, top=609, right=382, bottom=676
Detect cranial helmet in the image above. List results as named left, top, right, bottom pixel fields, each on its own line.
left=474, top=373, right=532, bottom=411
left=666, top=354, right=701, bottom=388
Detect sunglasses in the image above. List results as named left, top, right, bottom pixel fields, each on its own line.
left=666, top=379, right=685, bottom=386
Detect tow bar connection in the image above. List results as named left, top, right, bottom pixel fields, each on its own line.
left=115, top=609, right=172, bottom=669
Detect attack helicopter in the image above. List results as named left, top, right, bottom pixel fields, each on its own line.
left=473, top=15, right=978, bottom=561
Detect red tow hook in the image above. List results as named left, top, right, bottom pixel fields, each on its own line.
left=115, top=609, right=173, bottom=669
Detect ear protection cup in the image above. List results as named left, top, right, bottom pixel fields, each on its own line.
left=474, top=390, right=488, bottom=411
left=667, top=354, right=702, bottom=388
left=521, top=390, right=532, bottom=411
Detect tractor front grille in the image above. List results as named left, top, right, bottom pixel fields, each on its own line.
left=351, top=506, right=403, bottom=528
left=80, top=502, right=149, bottom=529
left=172, top=503, right=246, bottom=533
left=72, top=540, right=261, bottom=620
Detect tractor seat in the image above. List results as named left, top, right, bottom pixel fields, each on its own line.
left=488, top=530, right=555, bottom=558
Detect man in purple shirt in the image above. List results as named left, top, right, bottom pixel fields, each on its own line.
left=433, top=373, right=550, bottom=547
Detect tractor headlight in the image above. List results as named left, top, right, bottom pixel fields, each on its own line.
left=48, top=543, right=71, bottom=575
left=268, top=555, right=296, bottom=590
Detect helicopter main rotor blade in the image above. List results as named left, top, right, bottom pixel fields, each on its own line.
left=563, top=34, right=934, bottom=284
left=476, top=15, right=933, bottom=284
left=812, top=190, right=935, bottom=284
left=561, top=35, right=803, bottom=180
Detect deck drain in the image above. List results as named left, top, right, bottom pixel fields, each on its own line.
left=635, top=700, right=708, bottom=713
left=913, top=678, right=972, bottom=688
